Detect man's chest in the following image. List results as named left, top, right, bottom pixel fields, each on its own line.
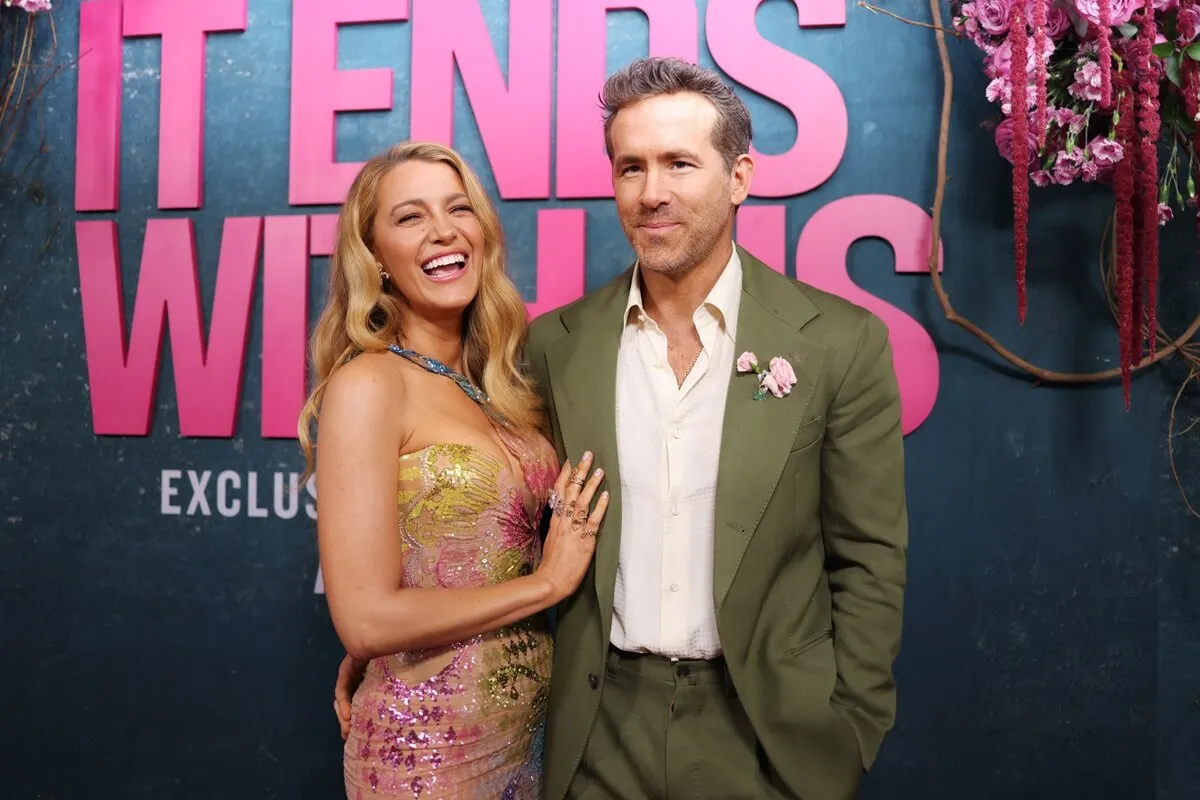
left=613, top=339, right=729, bottom=495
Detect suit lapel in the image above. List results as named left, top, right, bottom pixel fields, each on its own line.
left=713, top=249, right=825, bottom=610
left=544, top=273, right=630, bottom=633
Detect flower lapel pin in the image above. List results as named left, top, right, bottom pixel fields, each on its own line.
left=736, top=352, right=797, bottom=401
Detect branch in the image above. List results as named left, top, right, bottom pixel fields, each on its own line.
left=1168, top=368, right=1200, bottom=518
left=857, top=2, right=960, bottom=33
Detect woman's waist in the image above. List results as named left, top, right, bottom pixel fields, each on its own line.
left=352, top=623, right=553, bottom=725
left=366, top=619, right=552, bottom=676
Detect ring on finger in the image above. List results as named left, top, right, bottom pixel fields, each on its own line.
left=570, top=474, right=586, bottom=486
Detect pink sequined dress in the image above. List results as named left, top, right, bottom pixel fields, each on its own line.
left=344, top=427, right=560, bottom=799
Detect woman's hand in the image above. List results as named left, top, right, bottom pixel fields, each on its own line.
left=535, top=452, right=609, bottom=603
left=333, top=653, right=366, bottom=741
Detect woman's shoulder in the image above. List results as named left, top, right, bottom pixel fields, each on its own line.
left=322, top=351, right=412, bottom=420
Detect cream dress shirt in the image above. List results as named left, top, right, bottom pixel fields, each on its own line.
left=609, top=248, right=742, bottom=660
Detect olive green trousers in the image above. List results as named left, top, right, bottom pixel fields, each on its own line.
left=566, top=648, right=791, bottom=800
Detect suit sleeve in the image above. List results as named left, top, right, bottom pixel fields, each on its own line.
left=820, top=312, right=908, bottom=770
left=523, top=320, right=564, bottom=456
left=523, top=322, right=564, bottom=635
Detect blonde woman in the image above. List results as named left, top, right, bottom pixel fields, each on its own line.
left=298, top=141, right=608, bottom=799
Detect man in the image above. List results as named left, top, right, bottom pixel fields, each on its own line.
left=337, top=57, right=907, bottom=799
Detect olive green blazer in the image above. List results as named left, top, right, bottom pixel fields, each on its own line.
left=525, top=246, right=908, bottom=800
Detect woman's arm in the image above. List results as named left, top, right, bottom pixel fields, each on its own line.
left=316, top=356, right=603, bottom=661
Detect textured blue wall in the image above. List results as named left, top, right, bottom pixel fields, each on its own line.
left=0, top=1, right=1196, bottom=797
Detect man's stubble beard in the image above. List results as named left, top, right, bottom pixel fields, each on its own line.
left=624, top=195, right=731, bottom=278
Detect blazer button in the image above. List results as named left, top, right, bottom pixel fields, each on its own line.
left=587, top=673, right=599, bottom=689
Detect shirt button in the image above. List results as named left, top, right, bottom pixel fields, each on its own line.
left=669, top=583, right=680, bottom=592
left=672, top=427, right=682, bottom=439
left=671, top=504, right=680, bottom=516
left=587, top=673, right=599, bottom=689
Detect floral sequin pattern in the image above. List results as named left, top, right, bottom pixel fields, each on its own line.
left=344, top=430, right=559, bottom=799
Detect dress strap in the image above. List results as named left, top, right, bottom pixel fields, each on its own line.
left=386, top=344, right=493, bottom=409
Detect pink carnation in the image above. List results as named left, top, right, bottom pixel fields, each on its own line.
left=1051, top=149, right=1085, bottom=185
left=1158, top=202, right=1174, bottom=226
left=1088, top=136, right=1124, bottom=166
left=1050, top=107, right=1087, bottom=134
left=1070, top=60, right=1105, bottom=103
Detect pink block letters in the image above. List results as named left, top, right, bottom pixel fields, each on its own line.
left=262, top=216, right=310, bottom=438
left=795, top=195, right=943, bottom=435
left=288, top=0, right=410, bottom=205
left=76, top=0, right=123, bottom=212
left=123, top=0, right=248, bottom=209
left=735, top=205, right=787, bottom=275
left=410, top=0, right=552, bottom=199
left=527, top=209, right=587, bottom=319
left=555, top=0, right=699, bottom=199
left=707, top=0, right=847, bottom=197
left=76, top=217, right=263, bottom=437
left=72, top=2, right=944, bottom=439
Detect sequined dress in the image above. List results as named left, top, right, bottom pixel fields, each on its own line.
left=343, top=425, right=560, bottom=799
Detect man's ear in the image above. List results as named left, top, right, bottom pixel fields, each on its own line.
left=730, top=153, right=754, bottom=205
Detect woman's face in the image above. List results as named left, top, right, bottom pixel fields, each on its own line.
left=371, top=159, right=485, bottom=320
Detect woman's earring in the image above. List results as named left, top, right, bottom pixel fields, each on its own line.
left=378, top=265, right=391, bottom=292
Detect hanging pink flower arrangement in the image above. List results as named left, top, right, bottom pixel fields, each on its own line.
left=953, top=0, right=1189, bottom=407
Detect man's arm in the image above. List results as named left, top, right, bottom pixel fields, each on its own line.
left=820, top=312, right=908, bottom=770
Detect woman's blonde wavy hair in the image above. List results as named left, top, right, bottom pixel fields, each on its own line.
left=297, top=141, right=543, bottom=476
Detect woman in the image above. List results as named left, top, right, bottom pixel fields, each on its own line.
left=298, top=141, right=608, bottom=799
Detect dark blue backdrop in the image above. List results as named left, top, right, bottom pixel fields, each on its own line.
left=0, top=1, right=1196, bottom=797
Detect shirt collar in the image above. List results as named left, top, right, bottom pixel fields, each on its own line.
left=624, top=246, right=743, bottom=338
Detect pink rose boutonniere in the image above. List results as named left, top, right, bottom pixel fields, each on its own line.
left=736, top=351, right=797, bottom=400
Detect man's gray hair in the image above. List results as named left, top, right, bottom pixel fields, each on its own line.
left=600, top=57, right=752, bottom=171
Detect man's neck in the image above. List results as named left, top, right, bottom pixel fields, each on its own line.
left=641, top=239, right=734, bottom=329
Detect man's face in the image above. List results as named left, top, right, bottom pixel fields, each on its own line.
left=608, top=91, right=750, bottom=276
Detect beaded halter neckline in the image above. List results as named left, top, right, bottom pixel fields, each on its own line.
left=387, top=344, right=499, bottom=418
